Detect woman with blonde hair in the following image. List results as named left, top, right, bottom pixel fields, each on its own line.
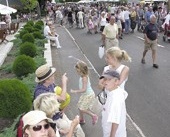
left=34, top=93, right=85, bottom=137
left=99, top=47, right=131, bottom=90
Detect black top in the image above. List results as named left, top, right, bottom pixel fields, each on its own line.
left=144, top=23, right=158, bottom=41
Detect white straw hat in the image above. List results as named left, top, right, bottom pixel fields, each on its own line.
left=35, top=64, right=56, bottom=83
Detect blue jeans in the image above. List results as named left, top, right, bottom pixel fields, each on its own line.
left=125, top=19, right=130, bottom=33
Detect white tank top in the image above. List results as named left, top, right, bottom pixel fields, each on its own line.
left=100, top=17, right=107, bottom=26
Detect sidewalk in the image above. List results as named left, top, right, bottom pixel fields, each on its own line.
left=51, top=26, right=144, bottom=137
left=0, top=22, right=25, bottom=67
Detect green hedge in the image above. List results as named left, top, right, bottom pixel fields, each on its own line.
left=0, top=79, right=32, bottom=119
left=12, top=55, right=36, bottom=77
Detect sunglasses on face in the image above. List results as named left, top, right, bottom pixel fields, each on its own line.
left=31, top=123, right=50, bottom=132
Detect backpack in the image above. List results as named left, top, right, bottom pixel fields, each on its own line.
left=14, top=113, right=25, bottom=137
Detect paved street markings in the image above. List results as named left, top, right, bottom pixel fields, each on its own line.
left=136, top=36, right=165, bottom=48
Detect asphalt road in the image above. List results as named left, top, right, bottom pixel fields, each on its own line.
left=65, top=26, right=170, bottom=137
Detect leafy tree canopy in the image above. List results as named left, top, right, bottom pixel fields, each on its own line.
left=20, top=0, right=38, bottom=11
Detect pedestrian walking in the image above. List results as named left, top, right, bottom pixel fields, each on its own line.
left=102, top=16, right=119, bottom=50
left=99, top=47, right=131, bottom=90
left=100, top=70, right=128, bottom=137
left=141, top=14, right=159, bottom=68
left=70, top=60, right=98, bottom=125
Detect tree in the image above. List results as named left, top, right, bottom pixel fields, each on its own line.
left=20, top=0, right=38, bottom=11
left=20, top=0, right=39, bottom=19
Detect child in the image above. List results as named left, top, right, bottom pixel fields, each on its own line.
left=71, top=61, right=98, bottom=125
left=100, top=69, right=128, bottom=137
left=87, top=16, right=94, bottom=34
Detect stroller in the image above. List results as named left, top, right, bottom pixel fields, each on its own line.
left=163, top=22, right=170, bottom=42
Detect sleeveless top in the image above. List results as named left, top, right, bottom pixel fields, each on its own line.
left=79, top=76, right=94, bottom=94
left=100, top=17, right=107, bottom=26
left=104, top=64, right=127, bottom=90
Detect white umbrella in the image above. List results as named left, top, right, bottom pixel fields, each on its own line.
left=0, top=4, right=17, bottom=15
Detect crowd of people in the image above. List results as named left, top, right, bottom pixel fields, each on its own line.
left=21, top=1, right=170, bottom=137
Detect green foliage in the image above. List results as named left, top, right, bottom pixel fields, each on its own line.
left=33, top=31, right=43, bottom=39
left=22, top=33, right=35, bottom=43
left=0, top=114, right=24, bottom=137
left=20, top=0, right=38, bottom=11
left=20, top=42, right=37, bottom=57
left=34, top=55, right=46, bottom=68
left=34, top=23, right=42, bottom=30
left=36, top=20, right=44, bottom=26
left=0, top=79, right=32, bottom=119
left=12, top=55, right=36, bottom=77
left=0, top=63, right=13, bottom=73
left=24, top=26, right=33, bottom=33
left=19, top=30, right=29, bottom=39
left=22, top=73, right=36, bottom=97
left=32, top=27, right=41, bottom=32
left=26, top=20, right=34, bottom=26
left=35, top=39, right=47, bottom=47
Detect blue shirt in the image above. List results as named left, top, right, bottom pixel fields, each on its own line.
left=34, top=83, right=56, bottom=100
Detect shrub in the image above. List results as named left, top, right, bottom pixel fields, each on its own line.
left=36, top=20, right=44, bottom=26
left=20, top=42, right=37, bottom=57
left=26, top=20, right=34, bottom=26
left=22, top=73, right=36, bottom=97
left=35, top=39, right=47, bottom=47
left=24, top=26, right=33, bottom=33
left=22, top=33, right=35, bottom=43
left=0, top=79, right=32, bottom=119
left=12, top=55, right=36, bottom=77
left=33, top=31, right=43, bottom=39
left=34, top=55, right=46, bottom=68
left=19, top=30, right=28, bottom=39
left=34, top=23, right=42, bottom=30
left=0, top=63, right=13, bottom=73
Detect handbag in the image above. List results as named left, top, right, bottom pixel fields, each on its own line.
left=90, top=90, right=107, bottom=115
left=98, top=45, right=105, bottom=59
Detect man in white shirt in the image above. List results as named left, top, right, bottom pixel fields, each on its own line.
left=77, top=9, right=84, bottom=29
left=100, top=70, right=128, bottom=137
left=44, top=21, right=61, bottom=49
left=102, top=16, right=119, bottom=50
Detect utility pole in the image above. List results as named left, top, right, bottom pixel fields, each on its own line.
left=6, top=0, right=9, bottom=6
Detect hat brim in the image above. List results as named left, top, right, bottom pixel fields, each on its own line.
left=100, top=74, right=114, bottom=79
left=35, top=68, right=56, bottom=83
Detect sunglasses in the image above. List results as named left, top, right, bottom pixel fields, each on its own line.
left=32, top=123, right=50, bottom=132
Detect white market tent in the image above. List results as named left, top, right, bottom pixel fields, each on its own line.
left=0, top=4, right=17, bottom=15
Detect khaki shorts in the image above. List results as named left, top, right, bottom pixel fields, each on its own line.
left=105, top=38, right=119, bottom=51
left=144, top=39, right=157, bottom=51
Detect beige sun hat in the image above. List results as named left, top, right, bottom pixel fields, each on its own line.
left=35, top=64, right=56, bottom=83
left=23, top=110, right=54, bottom=129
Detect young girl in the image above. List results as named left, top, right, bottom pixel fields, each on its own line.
left=71, top=61, right=98, bottom=125
left=99, top=47, right=131, bottom=90
left=87, top=16, right=94, bottom=34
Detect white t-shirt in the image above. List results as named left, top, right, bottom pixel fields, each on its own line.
left=44, top=25, right=51, bottom=37
left=77, top=11, right=84, bottom=19
left=102, top=87, right=128, bottom=137
left=124, top=10, right=130, bottom=20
